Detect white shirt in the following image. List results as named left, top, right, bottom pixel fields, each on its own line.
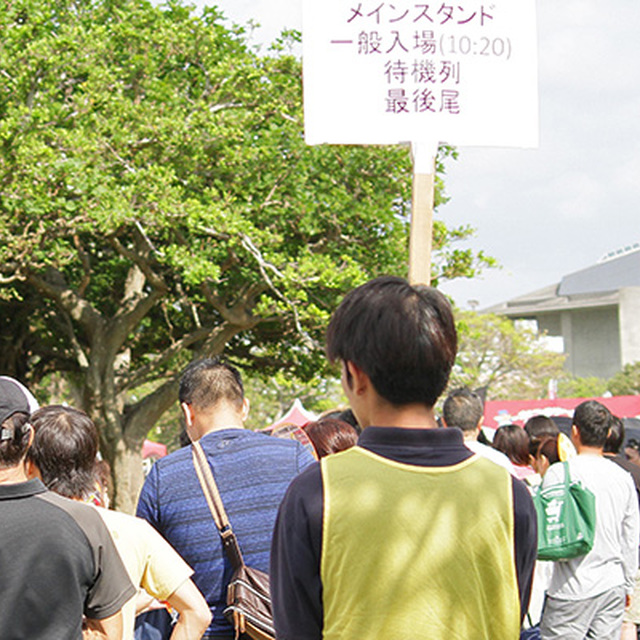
left=464, top=440, right=516, bottom=475
left=544, top=454, right=639, bottom=600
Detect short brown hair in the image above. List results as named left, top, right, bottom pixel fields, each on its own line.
left=179, top=358, right=244, bottom=412
left=29, top=406, right=98, bottom=500
left=303, top=419, right=358, bottom=458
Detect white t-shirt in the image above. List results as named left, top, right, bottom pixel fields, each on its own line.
left=464, top=440, right=516, bottom=475
left=544, top=454, right=639, bottom=600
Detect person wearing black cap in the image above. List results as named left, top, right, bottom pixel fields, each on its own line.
left=0, top=377, right=135, bottom=640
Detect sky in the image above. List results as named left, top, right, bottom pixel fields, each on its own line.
left=192, top=0, right=640, bottom=310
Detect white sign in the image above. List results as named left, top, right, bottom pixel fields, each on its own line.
left=303, top=0, right=538, bottom=147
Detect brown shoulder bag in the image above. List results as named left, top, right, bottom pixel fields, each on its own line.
left=192, top=441, right=275, bottom=640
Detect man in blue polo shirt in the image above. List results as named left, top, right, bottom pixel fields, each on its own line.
left=137, top=358, right=315, bottom=639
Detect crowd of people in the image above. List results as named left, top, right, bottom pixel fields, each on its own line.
left=1, top=275, right=639, bottom=639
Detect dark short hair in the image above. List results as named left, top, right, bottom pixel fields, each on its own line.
left=524, top=415, right=561, bottom=456
left=28, top=406, right=98, bottom=500
left=179, top=358, right=244, bottom=412
left=303, top=419, right=359, bottom=458
left=320, top=408, right=361, bottom=434
left=535, top=435, right=561, bottom=466
left=604, top=416, right=624, bottom=454
left=493, top=424, right=530, bottom=466
left=524, top=415, right=559, bottom=440
left=326, top=276, right=457, bottom=407
left=442, top=388, right=483, bottom=432
left=573, top=400, right=612, bottom=447
left=0, top=412, right=31, bottom=469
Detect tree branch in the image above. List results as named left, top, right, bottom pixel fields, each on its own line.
left=201, top=281, right=264, bottom=327
left=108, top=232, right=167, bottom=292
left=25, top=270, right=105, bottom=340
left=116, top=325, right=213, bottom=393
left=239, top=233, right=319, bottom=350
left=72, top=233, right=92, bottom=297
left=122, top=322, right=244, bottom=440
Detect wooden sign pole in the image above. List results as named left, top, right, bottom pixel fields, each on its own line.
left=408, top=142, right=437, bottom=286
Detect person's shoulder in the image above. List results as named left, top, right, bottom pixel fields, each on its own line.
left=470, top=442, right=514, bottom=472
left=600, top=455, right=638, bottom=483
left=566, top=455, right=634, bottom=491
left=98, top=506, right=151, bottom=534
left=576, top=454, right=627, bottom=475
left=284, top=461, right=322, bottom=499
left=37, top=491, right=117, bottom=548
left=611, top=455, right=640, bottom=483
left=242, top=429, right=316, bottom=462
left=146, top=444, right=192, bottom=475
left=38, top=489, right=104, bottom=523
left=541, top=460, right=565, bottom=486
left=243, top=428, right=301, bottom=448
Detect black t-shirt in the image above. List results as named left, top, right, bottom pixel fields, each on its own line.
left=0, top=479, right=135, bottom=639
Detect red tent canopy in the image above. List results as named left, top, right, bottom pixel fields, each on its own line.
left=142, top=439, right=167, bottom=459
left=483, top=396, right=640, bottom=429
left=268, top=399, right=317, bottom=430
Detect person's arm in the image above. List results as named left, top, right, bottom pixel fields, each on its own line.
left=83, top=611, right=123, bottom=639
left=621, top=475, right=640, bottom=595
left=270, top=464, right=324, bottom=640
left=167, top=580, right=212, bottom=640
left=136, top=464, right=161, bottom=528
left=512, top=476, right=538, bottom=622
left=135, top=589, right=158, bottom=615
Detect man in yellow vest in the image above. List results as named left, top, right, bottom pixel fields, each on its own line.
left=270, top=276, right=537, bottom=640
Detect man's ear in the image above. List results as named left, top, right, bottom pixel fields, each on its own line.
left=345, top=361, right=369, bottom=395
left=571, top=424, right=581, bottom=447
left=26, top=423, right=34, bottom=448
left=25, top=457, right=41, bottom=481
left=241, top=397, right=250, bottom=422
left=180, top=402, right=194, bottom=427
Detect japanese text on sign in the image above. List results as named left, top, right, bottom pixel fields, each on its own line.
left=303, top=0, right=538, bottom=147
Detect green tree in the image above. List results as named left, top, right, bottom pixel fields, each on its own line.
left=0, top=0, right=493, bottom=510
left=450, top=312, right=566, bottom=400
left=608, top=362, right=640, bottom=396
left=555, top=375, right=608, bottom=399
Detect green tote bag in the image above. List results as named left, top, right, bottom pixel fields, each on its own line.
left=533, top=461, right=596, bottom=561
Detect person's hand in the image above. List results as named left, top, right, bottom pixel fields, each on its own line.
left=82, top=626, right=107, bottom=640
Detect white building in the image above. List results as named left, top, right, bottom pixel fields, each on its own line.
left=486, top=245, right=640, bottom=379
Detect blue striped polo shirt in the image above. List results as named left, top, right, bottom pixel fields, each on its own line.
left=137, top=428, right=315, bottom=637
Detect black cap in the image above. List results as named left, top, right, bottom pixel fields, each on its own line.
left=0, top=378, right=30, bottom=427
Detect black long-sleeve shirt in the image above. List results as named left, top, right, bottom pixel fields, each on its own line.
left=270, top=427, right=537, bottom=640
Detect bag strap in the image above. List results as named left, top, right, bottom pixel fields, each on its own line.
left=192, top=441, right=244, bottom=570
left=562, top=460, right=572, bottom=487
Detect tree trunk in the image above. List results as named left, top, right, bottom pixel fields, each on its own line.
left=108, top=437, right=145, bottom=514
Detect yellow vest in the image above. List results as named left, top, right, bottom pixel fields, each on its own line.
left=320, top=447, right=520, bottom=640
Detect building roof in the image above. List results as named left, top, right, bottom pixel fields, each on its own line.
left=486, top=245, right=640, bottom=317
left=559, top=246, right=640, bottom=296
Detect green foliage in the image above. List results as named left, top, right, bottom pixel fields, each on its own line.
left=0, top=0, right=493, bottom=386
left=450, top=312, right=566, bottom=400
left=555, top=375, right=609, bottom=399
left=243, top=372, right=346, bottom=431
left=608, top=362, right=640, bottom=396
left=0, top=0, right=496, bottom=507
